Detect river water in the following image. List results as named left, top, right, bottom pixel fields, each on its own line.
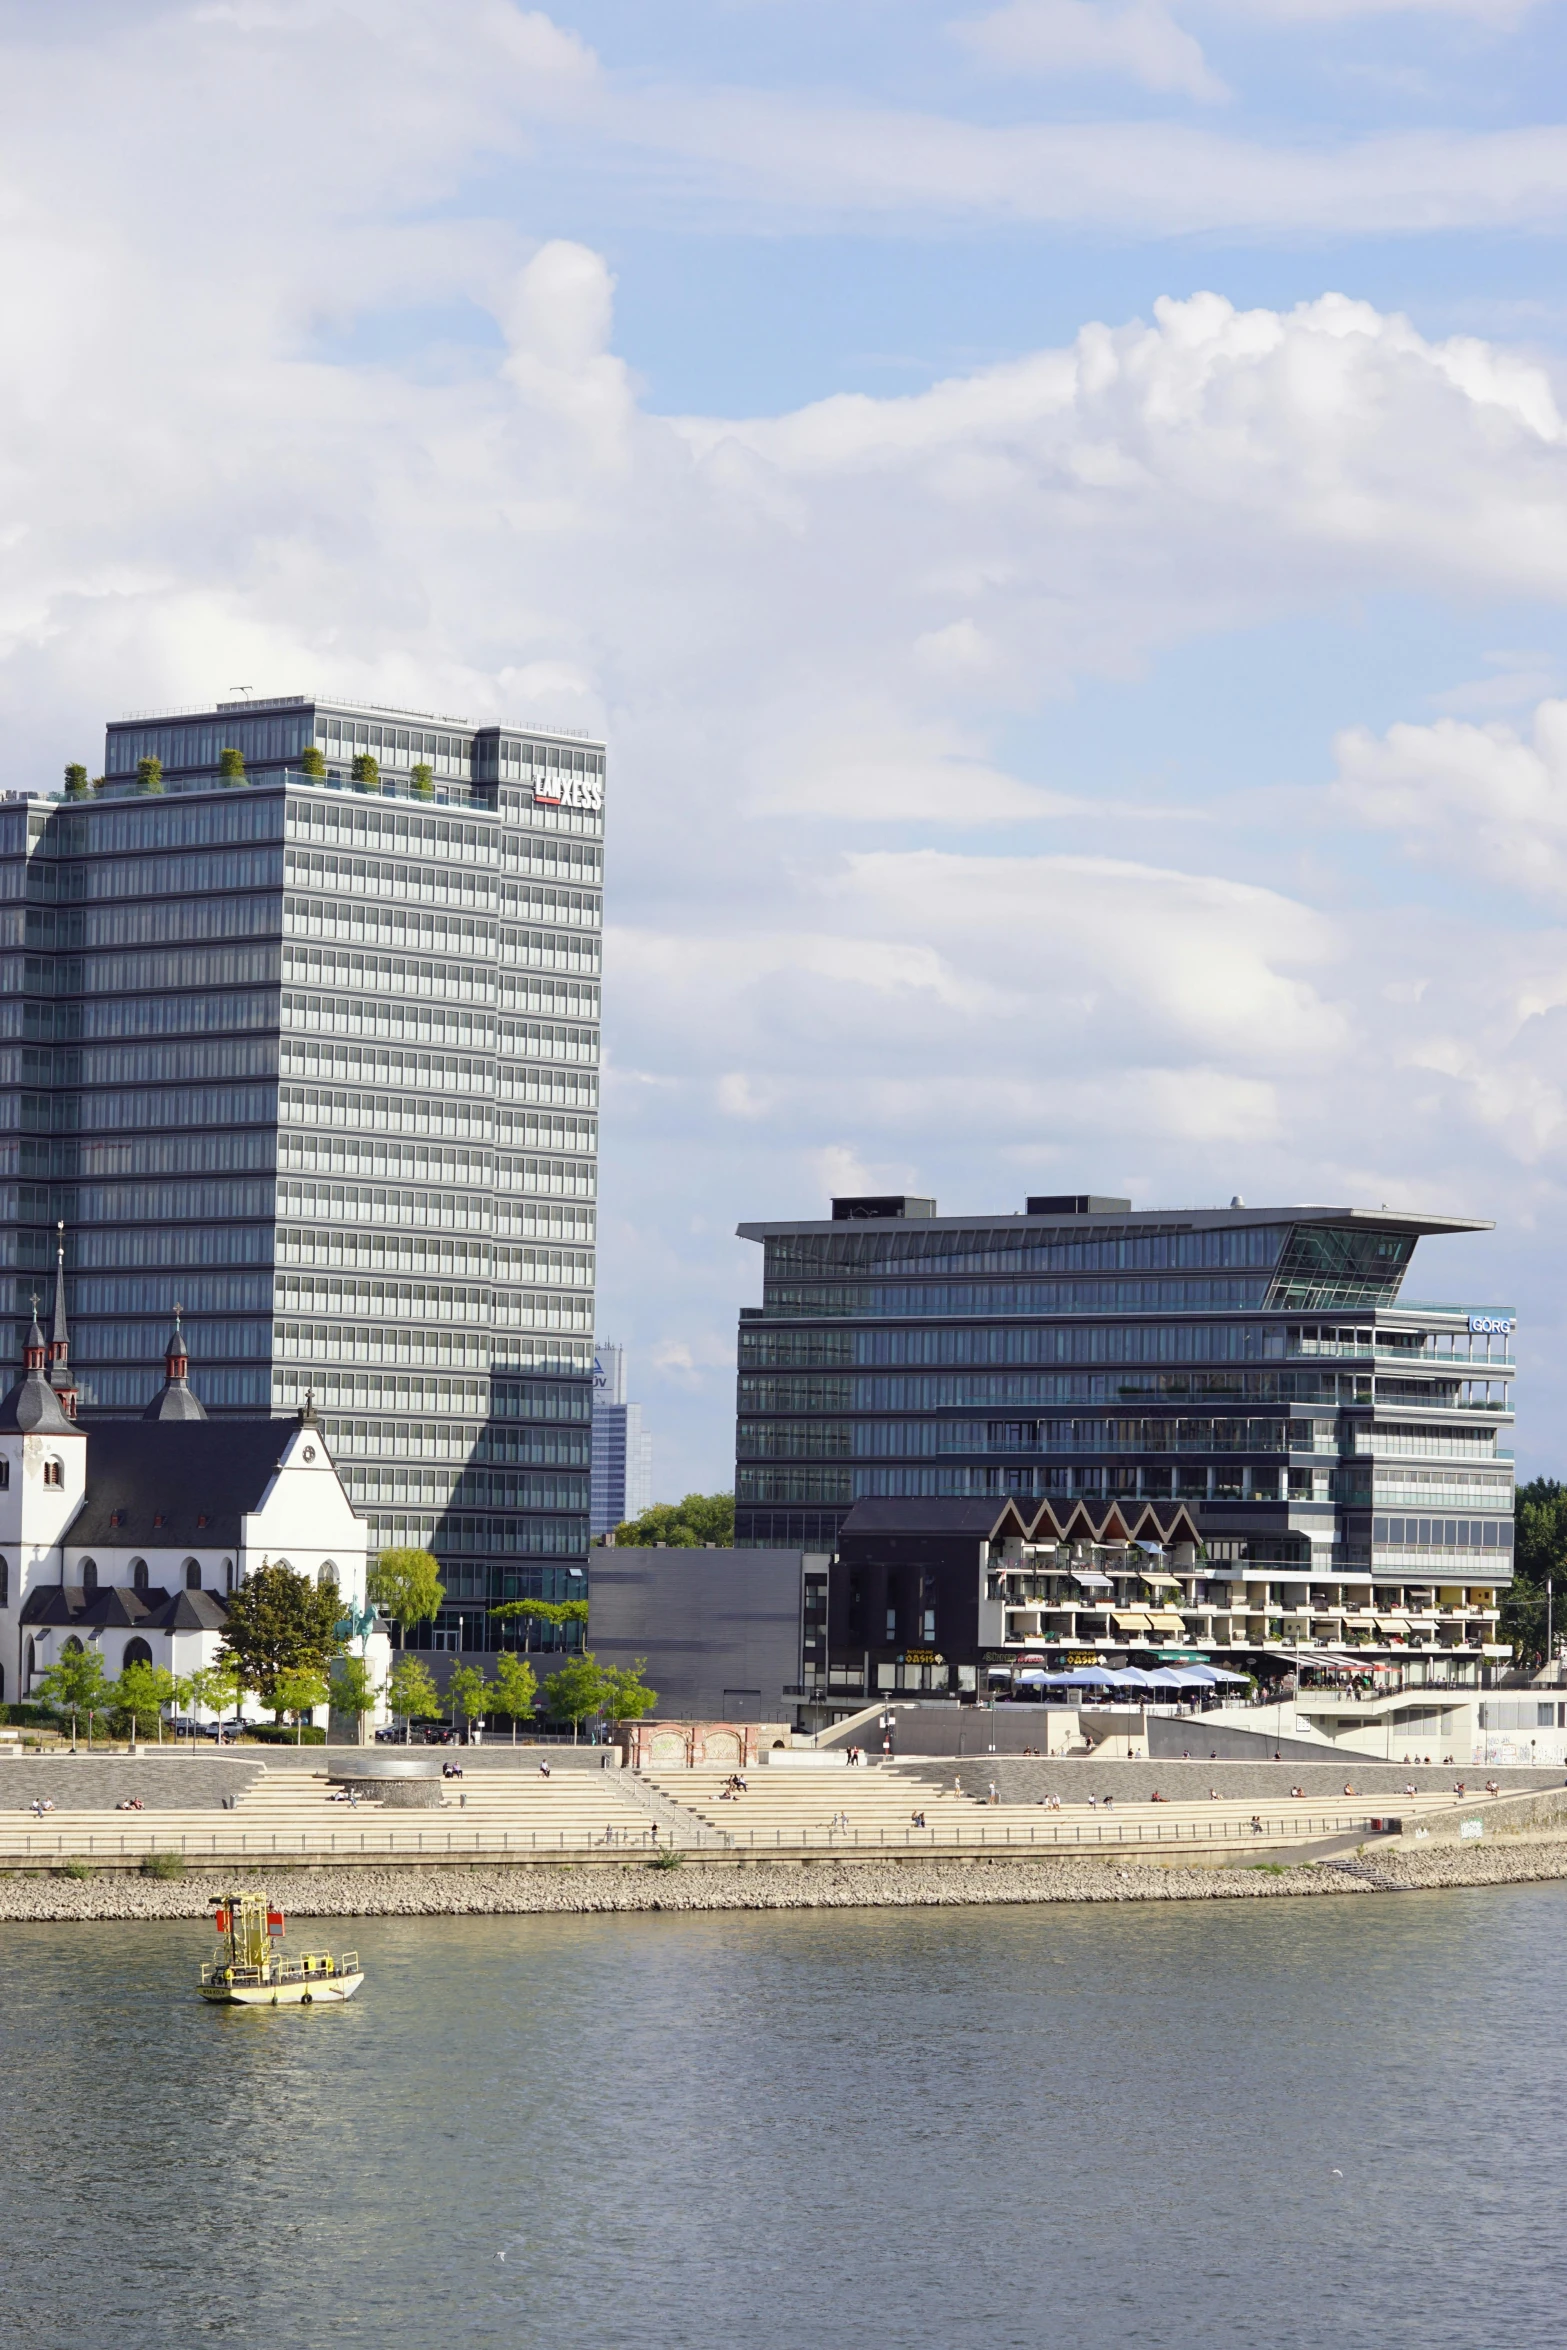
left=3, top=1886, right=1563, bottom=2349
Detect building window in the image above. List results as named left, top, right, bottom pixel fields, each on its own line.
left=184, top=1559, right=202, bottom=1591
left=129, top=1559, right=146, bottom=1594
left=223, top=1557, right=235, bottom=1592
left=123, top=1637, right=153, bottom=1670
left=81, top=1560, right=98, bottom=1596
left=0, top=1459, right=9, bottom=1489
left=43, top=1458, right=64, bottom=1488
left=64, top=1633, right=84, bottom=1654
left=0, top=1555, right=7, bottom=1609
left=318, top=1561, right=338, bottom=1590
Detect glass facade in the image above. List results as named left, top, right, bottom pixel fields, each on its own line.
left=0, top=696, right=603, bottom=1644
left=734, top=1198, right=1516, bottom=1602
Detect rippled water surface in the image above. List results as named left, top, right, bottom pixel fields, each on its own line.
left=3, top=1886, right=1564, bottom=2349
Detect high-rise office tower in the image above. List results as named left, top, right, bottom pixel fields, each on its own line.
left=590, top=1339, right=653, bottom=1536
left=0, top=693, right=604, bottom=1653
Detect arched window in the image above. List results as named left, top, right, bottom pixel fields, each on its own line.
left=25, top=1637, right=36, bottom=1683
left=131, top=1559, right=148, bottom=1595
left=318, top=1561, right=338, bottom=1591
left=223, top=1558, right=235, bottom=1593
left=43, top=1457, right=63, bottom=1488
left=274, top=1558, right=291, bottom=1573
left=184, top=1559, right=201, bottom=1592
left=0, top=1458, right=9, bottom=1489
left=0, top=1555, right=7, bottom=1610
left=123, top=1637, right=153, bottom=1670
left=64, top=1633, right=83, bottom=1655
left=81, top=1559, right=98, bottom=1596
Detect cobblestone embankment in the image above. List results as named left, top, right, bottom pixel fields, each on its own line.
left=5, top=1837, right=1567, bottom=1922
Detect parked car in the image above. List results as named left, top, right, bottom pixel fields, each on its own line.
left=374, top=1724, right=411, bottom=1743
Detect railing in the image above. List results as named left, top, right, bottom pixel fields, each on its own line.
left=0, top=1814, right=1400, bottom=1863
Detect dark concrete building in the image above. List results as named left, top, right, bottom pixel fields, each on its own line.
left=589, top=1547, right=823, bottom=1722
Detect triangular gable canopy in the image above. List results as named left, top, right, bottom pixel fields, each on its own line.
left=987, top=1498, right=1033, bottom=1544
left=1023, top=1501, right=1067, bottom=1543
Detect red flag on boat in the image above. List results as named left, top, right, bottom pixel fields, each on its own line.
left=267, top=1911, right=285, bottom=1936
left=214, top=1907, right=229, bottom=1932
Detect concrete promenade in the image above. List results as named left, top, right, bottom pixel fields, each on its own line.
left=2, top=1751, right=1559, bottom=1872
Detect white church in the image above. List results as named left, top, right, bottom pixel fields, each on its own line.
left=0, top=1251, right=391, bottom=1728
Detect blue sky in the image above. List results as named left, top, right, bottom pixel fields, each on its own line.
left=5, top=0, right=1567, bottom=1488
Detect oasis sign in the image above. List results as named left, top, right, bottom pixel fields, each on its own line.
left=533, top=775, right=603, bottom=812
left=1468, top=1315, right=1515, bottom=1337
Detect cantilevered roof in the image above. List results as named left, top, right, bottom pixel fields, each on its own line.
left=739, top=1203, right=1492, bottom=1240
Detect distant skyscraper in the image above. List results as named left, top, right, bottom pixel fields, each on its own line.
left=0, top=691, right=604, bottom=1654
left=591, top=1340, right=652, bottom=1535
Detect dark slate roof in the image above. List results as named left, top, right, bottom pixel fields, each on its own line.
left=142, top=1372, right=207, bottom=1422
left=0, top=1365, right=77, bottom=1434
left=69, top=1420, right=294, bottom=1547
left=20, top=1582, right=230, bottom=1630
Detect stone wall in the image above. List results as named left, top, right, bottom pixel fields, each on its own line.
left=906, top=1757, right=1563, bottom=1806
left=0, top=1755, right=265, bottom=1811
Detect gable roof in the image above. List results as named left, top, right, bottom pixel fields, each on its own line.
left=69, top=1420, right=302, bottom=1549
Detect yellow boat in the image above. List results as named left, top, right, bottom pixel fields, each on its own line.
left=199, top=1892, right=363, bottom=2005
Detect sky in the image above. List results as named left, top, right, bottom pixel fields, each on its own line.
left=5, top=0, right=1567, bottom=1492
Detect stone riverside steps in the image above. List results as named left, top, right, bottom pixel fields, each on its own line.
left=0, top=1764, right=665, bottom=1868
left=639, top=1761, right=1478, bottom=1860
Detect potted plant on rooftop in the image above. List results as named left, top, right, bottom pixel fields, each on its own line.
left=217, top=746, right=247, bottom=785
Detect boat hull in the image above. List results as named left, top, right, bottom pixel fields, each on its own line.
left=201, top=1971, right=364, bottom=2006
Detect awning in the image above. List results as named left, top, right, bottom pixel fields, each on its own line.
left=1137, top=1569, right=1178, bottom=1587
left=1072, top=1573, right=1113, bottom=1591
left=1342, top=1613, right=1378, bottom=1629
left=1145, top=1610, right=1187, bottom=1633
left=1112, top=1611, right=1153, bottom=1632
left=1376, top=1615, right=1412, bottom=1634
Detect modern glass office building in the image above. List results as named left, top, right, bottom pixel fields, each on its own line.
left=0, top=693, right=603, bottom=1649
left=734, top=1192, right=1517, bottom=1679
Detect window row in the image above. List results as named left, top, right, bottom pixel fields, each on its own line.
left=55, top=795, right=285, bottom=853
left=763, top=1278, right=1277, bottom=1320
left=766, top=1224, right=1290, bottom=1277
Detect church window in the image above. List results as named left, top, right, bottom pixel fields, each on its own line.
left=184, top=1559, right=201, bottom=1591
left=318, top=1561, right=338, bottom=1591
left=43, top=1458, right=64, bottom=1488
left=81, top=1561, right=97, bottom=1596
left=0, top=1555, right=7, bottom=1609
left=123, top=1637, right=153, bottom=1670
left=131, top=1559, right=148, bottom=1594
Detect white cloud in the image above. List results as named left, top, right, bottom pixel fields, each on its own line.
left=1332, top=699, right=1567, bottom=902
left=957, top=2, right=1228, bottom=103
left=6, top=1, right=1567, bottom=1480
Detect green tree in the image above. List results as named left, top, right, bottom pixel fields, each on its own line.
left=183, top=1658, right=245, bottom=1745
left=273, top=1666, right=331, bottom=1745
left=369, top=1547, right=445, bottom=1647
left=600, top=1658, right=659, bottom=1733
left=490, top=1596, right=588, bottom=1649
left=609, top=1492, right=734, bottom=1548
left=218, top=745, right=246, bottom=783
left=351, top=752, right=380, bottom=792
left=489, top=1651, right=538, bottom=1744
left=136, top=755, right=164, bottom=794
left=410, top=761, right=434, bottom=799
left=447, top=1661, right=489, bottom=1737
left=386, top=1654, right=443, bottom=1736
left=37, top=1642, right=112, bottom=1750
left=113, top=1659, right=177, bottom=1742
left=298, top=744, right=327, bottom=779
left=63, top=762, right=89, bottom=798
left=219, top=1560, right=343, bottom=1718
left=543, top=1651, right=606, bottom=1744
left=329, top=1654, right=379, bottom=1741
left=1505, top=1478, right=1567, bottom=1665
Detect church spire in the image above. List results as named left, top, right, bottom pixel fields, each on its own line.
left=142, top=1302, right=207, bottom=1422
left=0, top=1286, right=76, bottom=1434
left=48, top=1222, right=78, bottom=1419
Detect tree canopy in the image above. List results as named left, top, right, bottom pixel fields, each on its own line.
left=37, top=1643, right=112, bottom=1737
left=387, top=1655, right=443, bottom=1727
left=1503, top=1479, right=1567, bottom=1666
left=543, top=1652, right=606, bottom=1740
left=219, top=1561, right=343, bottom=1715
left=369, top=1547, right=446, bottom=1634
left=600, top=1659, right=658, bottom=1729
left=113, top=1660, right=177, bottom=1738
left=608, top=1492, right=734, bottom=1548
